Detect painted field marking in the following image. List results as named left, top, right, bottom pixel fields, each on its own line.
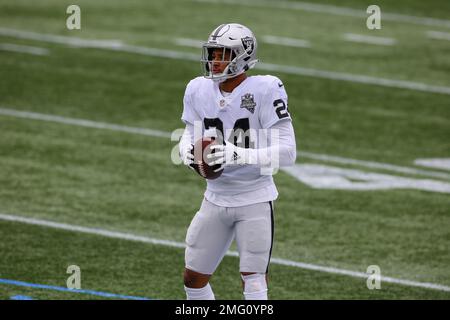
left=426, top=31, right=450, bottom=41
left=343, top=33, right=397, bottom=46
left=0, top=107, right=171, bottom=138
left=0, top=28, right=124, bottom=49
left=193, top=0, right=450, bottom=29
left=1, top=27, right=450, bottom=95
left=0, top=27, right=198, bottom=61
left=1, top=106, right=449, bottom=181
left=257, top=61, right=450, bottom=95
left=261, top=35, right=311, bottom=48
left=298, top=151, right=450, bottom=181
left=10, top=295, right=34, bottom=300
left=0, top=213, right=449, bottom=293
left=174, top=35, right=311, bottom=48
left=282, top=163, right=450, bottom=193
left=0, top=278, right=151, bottom=300
left=414, top=158, right=450, bottom=171
left=175, top=36, right=312, bottom=49
left=0, top=43, right=49, bottom=55
left=174, top=38, right=204, bottom=48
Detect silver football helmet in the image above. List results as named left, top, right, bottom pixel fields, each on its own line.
left=201, top=23, right=258, bottom=83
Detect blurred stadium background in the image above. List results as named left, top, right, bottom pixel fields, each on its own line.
left=0, top=0, right=449, bottom=299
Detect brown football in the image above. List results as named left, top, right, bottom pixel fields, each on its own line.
left=190, top=137, right=224, bottom=180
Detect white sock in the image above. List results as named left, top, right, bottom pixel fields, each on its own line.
left=242, top=274, right=268, bottom=300
left=184, top=283, right=215, bottom=300
left=244, top=290, right=268, bottom=300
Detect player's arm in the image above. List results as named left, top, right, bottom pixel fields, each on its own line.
left=258, top=119, right=296, bottom=167
left=208, top=77, right=296, bottom=168
left=207, top=119, right=296, bottom=167
left=179, top=123, right=195, bottom=167
left=179, top=80, right=201, bottom=169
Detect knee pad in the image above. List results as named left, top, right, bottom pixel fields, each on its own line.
left=241, top=273, right=267, bottom=293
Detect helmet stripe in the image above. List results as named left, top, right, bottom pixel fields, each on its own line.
left=211, top=24, right=226, bottom=40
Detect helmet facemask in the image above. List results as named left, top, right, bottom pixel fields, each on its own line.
left=201, top=45, right=244, bottom=83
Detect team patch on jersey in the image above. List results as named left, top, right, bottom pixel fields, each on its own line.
left=240, top=93, right=256, bottom=114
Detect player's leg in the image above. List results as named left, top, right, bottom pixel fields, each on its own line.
left=240, top=272, right=269, bottom=291
left=235, top=201, right=274, bottom=300
left=183, top=269, right=214, bottom=300
left=184, top=268, right=210, bottom=288
left=184, top=198, right=235, bottom=300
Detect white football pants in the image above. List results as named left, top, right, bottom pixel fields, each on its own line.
left=185, top=198, right=274, bottom=275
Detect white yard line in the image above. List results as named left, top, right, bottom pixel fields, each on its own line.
left=175, top=36, right=312, bottom=49
left=174, top=38, right=204, bottom=48
left=1, top=106, right=449, bottom=181
left=0, top=43, right=49, bottom=55
left=343, top=33, right=397, bottom=46
left=1, top=27, right=450, bottom=95
left=261, top=35, right=311, bottom=48
left=193, top=0, right=450, bottom=29
left=426, top=30, right=450, bottom=41
left=0, top=107, right=171, bottom=138
left=0, top=212, right=448, bottom=293
left=414, top=158, right=450, bottom=171
left=0, top=27, right=198, bottom=61
left=257, top=62, right=450, bottom=96
left=0, top=28, right=124, bottom=49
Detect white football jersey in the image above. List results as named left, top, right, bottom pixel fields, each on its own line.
left=181, top=75, right=292, bottom=207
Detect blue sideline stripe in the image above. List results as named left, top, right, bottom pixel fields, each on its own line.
left=0, top=279, right=151, bottom=300
left=10, top=295, right=34, bottom=300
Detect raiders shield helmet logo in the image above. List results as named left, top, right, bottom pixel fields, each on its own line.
left=240, top=93, right=256, bottom=114
left=241, top=36, right=254, bottom=54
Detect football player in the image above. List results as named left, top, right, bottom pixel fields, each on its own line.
left=179, top=23, right=296, bottom=300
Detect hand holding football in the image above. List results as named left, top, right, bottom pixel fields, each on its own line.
left=190, top=137, right=224, bottom=179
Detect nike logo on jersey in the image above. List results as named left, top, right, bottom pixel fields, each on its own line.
left=278, top=82, right=284, bottom=87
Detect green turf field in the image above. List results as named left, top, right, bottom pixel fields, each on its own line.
left=0, top=0, right=449, bottom=300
